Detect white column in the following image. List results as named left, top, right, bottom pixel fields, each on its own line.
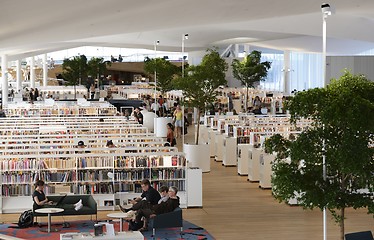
left=30, top=57, right=35, bottom=88
left=244, top=44, right=250, bottom=54
left=283, top=50, right=291, bottom=95
left=43, top=54, right=48, bottom=86
left=1, top=54, right=9, bottom=107
left=16, top=60, right=22, bottom=92
left=234, top=44, right=239, bottom=57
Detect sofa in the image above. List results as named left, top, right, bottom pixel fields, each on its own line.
left=149, top=207, right=183, bottom=237
left=33, top=194, right=97, bottom=221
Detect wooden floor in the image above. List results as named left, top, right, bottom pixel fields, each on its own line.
left=0, top=126, right=373, bottom=240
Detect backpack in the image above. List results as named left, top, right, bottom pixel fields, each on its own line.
left=18, top=210, right=34, bottom=228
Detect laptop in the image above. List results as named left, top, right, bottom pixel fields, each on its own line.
left=49, top=195, right=67, bottom=206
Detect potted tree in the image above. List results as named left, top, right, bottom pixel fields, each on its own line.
left=144, top=57, right=180, bottom=135
left=231, top=50, right=271, bottom=111
left=62, top=55, right=88, bottom=100
left=63, top=55, right=110, bottom=100
left=264, top=71, right=374, bottom=240
left=174, top=48, right=228, bottom=172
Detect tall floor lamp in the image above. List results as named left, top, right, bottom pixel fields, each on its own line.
left=154, top=40, right=160, bottom=115
left=182, top=34, right=188, bottom=147
left=321, top=3, right=332, bottom=240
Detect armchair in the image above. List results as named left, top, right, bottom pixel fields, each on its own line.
left=149, top=207, right=183, bottom=237
left=345, top=231, right=373, bottom=240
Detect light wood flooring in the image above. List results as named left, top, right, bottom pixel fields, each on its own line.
left=0, top=126, right=373, bottom=240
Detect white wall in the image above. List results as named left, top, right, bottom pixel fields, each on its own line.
left=327, top=56, right=374, bottom=81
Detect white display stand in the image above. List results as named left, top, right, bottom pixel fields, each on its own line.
left=199, top=125, right=209, bottom=143
left=154, top=117, right=173, bottom=137
left=187, top=168, right=203, bottom=207
left=60, top=231, right=144, bottom=240
left=232, top=99, right=241, bottom=113
left=259, top=152, right=274, bottom=189
left=215, top=133, right=225, bottom=162
left=248, top=148, right=262, bottom=182
left=142, top=111, right=156, bottom=132
left=237, top=144, right=252, bottom=175
left=222, top=137, right=237, bottom=166
left=208, top=129, right=217, bottom=157
left=183, top=143, right=210, bottom=173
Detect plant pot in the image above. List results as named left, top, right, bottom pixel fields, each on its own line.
left=183, top=143, right=210, bottom=173
left=154, top=117, right=173, bottom=137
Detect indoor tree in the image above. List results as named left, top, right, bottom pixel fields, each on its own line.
left=144, top=57, right=180, bottom=95
left=173, top=47, right=228, bottom=144
left=87, top=57, right=110, bottom=90
left=62, top=55, right=88, bottom=99
left=231, top=50, right=271, bottom=111
left=264, top=71, right=374, bottom=240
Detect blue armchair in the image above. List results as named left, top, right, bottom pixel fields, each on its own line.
left=345, top=231, right=373, bottom=240
left=149, top=207, right=183, bottom=237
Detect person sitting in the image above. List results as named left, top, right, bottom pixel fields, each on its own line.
left=166, top=123, right=176, bottom=147
left=135, top=186, right=180, bottom=232
left=119, top=179, right=160, bottom=213
left=32, top=180, right=83, bottom=211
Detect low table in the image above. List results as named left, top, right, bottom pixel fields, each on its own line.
left=60, top=231, right=144, bottom=240
left=107, top=212, right=131, bottom=232
left=35, top=207, right=64, bottom=233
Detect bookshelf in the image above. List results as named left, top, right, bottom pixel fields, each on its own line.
left=0, top=116, right=189, bottom=213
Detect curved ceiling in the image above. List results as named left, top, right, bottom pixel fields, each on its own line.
left=1, top=0, right=374, bottom=61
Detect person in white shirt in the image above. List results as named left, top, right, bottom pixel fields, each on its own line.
left=150, top=100, right=161, bottom=116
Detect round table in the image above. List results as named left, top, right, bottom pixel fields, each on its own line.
left=35, top=207, right=64, bottom=233
left=107, top=212, right=130, bottom=232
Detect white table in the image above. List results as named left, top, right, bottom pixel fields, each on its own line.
left=60, top=231, right=144, bottom=240
left=107, top=212, right=130, bottom=232
left=35, top=207, right=64, bottom=233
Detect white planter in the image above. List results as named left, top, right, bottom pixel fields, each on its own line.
left=183, top=143, right=210, bottom=173
left=143, top=111, right=157, bottom=132
left=154, top=117, right=173, bottom=137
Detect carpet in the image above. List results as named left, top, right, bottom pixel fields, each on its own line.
left=0, top=220, right=214, bottom=240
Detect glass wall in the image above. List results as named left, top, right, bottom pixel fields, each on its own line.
left=259, top=53, right=284, bottom=92
left=289, top=52, right=323, bottom=92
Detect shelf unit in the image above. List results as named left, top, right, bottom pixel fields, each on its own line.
left=0, top=115, right=190, bottom=213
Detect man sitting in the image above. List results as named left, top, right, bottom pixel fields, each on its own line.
left=134, top=186, right=180, bottom=232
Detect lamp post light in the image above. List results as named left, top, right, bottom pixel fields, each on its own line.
left=154, top=40, right=160, bottom=114
left=321, top=3, right=331, bottom=240
left=182, top=34, right=188, bottom=78
left=181, top=33, right=188, bottom=147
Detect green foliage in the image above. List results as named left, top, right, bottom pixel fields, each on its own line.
left=62, top=55, right=109, bottom=98
left=174, top=48, right=228, bottom=112
left=144, top=57, right=180, bottom=94
left=62, top=55, right=88, bottom=87
left=173, top=47, right=228, bottom=144
left=87, top=57, right=110, bottom=81
left=231, top=50, right=271, bottom=88
left=231, top=50, right=271, bottom=109
left=265, top=71, right=374, bottom=236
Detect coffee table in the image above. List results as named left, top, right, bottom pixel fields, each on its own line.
left=35, top=207, right=64, bottom=233
left=107, top=212, right=130, bottom=232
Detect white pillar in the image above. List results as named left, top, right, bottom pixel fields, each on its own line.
left=30, top=57, right=35, bottom=88
left=283, top=50, right=291, bottom=95
left=234, top=44, right=240, bottom=57
left=1, top=54, right=9, bottom=107
left=244, top=44, right=250, bottom=54
left=43, top=54, right=48, bottom=86
left=16, top=60, right=22, bottom=92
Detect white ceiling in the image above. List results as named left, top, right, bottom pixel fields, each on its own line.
left=1, top=0, right=374, bottom=61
